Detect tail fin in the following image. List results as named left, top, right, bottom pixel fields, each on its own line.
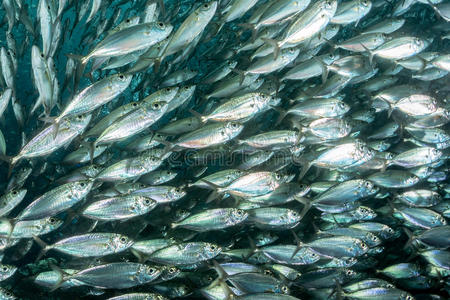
left=40, top=116, right=60, bottom=139
left=32, top=235, right=51, bottom=262
left=313, top=57, right=329, bottom=84
left=290, top=229, right=305, bottom=259
left=402, top=227, right=416, bottom=250
left=189, top=109, right=207, bottom=123
left=0, top=155, right=17, bottom=179
left=231, top=68, right=246, bottom=86
left=261, top=38, right=281, bottom=60
left=360, top=43, right=375, bottom=65
left=48, top=263, right=73, bottom=292
left=238, top=23, right=258, bottom=42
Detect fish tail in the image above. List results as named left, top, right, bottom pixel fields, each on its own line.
left=360, top=42, right=375, bottom=65
left=32, top=235, right=50, bottom=262
left=189, top=108, right=207, bottom=123
left=261, top=38, right=281, bottom=60
left=238, top=23, right=258, bottom=42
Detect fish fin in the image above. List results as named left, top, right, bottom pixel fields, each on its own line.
left=334, top=278, right=344, bottom=300
left=360, top=43, right=375, bottom=66
left=189, top=108, right=207, bottom=123
left=211, top=260, right=229, bottom=280
left=261, top=38, right=281, bottom=60
left=231, top=68, right=246, bottom=86
left=66, top=53, right=88, bottom=68
left=298, top=200, right=311, bottom=221
left=417, top=56, right=428, bottom=73
left=0, top=155, right=15, bottom=178
left=295, top=157, right=311, bottom=181
left=32, top=235, right=50, bottom=262
left=131, top=248, right=149, bottom=263
left=238, top=23, right=258, bottom=42
left=40, top=116, right=60, bottom=139
left=322, top=37, right=337, bottom=52
left=402, top=227, right=416, bottom=250
left=290, top=229, right=305, bottom=259
left=205, top=190, right=219, bottom=204
left=49, top=263, right=72, bottom=292
left=273, top=107, right=288, bottom=126
left=314, top=56, right=329, bottom=84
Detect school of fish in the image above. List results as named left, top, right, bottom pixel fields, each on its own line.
left=0, top=0, right=449, bottom=299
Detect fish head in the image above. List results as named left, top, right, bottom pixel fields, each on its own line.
left=149, top=101, right=169, bottom=114
left=139, top=265, right=161, bottom=283
left=169, top=187, right=186, bottom=201
left=43, top=217, right=64, bottom=231
left=286, top=209, right=301, bottom=224
left=73, top=180, right=94, bottom=197
left=427, top=147, right=442, bottom=162
left=112, top=234, right=134, bottom=252
left=0, top=264, right=16, bottom=279
left=204, top=243, right=222, bottom=258
left=405, top=175, right=420, bottom=187
left=303, top=248, right=321, bottom=263
left=114, top=73, right=133, bottom=88
left=360, top=0, right=372, bottom=9
left=322, top=0, right=338, bottom=16
left=199, top=1, right=218, bottom=16
left=161, top=266, right=181, bottom=281
left=411, top=38, right=426, bottom=52
left=224, top=122, right=244, bottom=138
left=136, top=196, right=156, bottom=211
left=400, top=293, right=415, bottom=300
left=229, top=208, right=248, bottom=224
left=355, top=206, right=377, bottom=220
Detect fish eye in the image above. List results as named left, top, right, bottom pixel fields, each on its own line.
left=158, top=22, right=164, bottom=28
left=209, top=245, right=217, bottom=251
left=346, top=270, right=353, bottom=276
left=80, top=182, right=85, bottom=187
left=1, top=266, right=8, bottom=272
left=184, top=86, right=189, bottom=90
left=149, top=267, right=155, bottom=274
left=281, top=286, right=288, bottom=293
left=153, top=103, right=160, bottom=109
left=40, top=53, right=44, bottom=58
left=203, top=3, right=210, bottom=8
left=236, top=209, right=243, bottom=216
left=166, top=87, right=171, bottom=92
left=387, top=228, right=393, bottom=233
left=4, top=292, right=11, bottom=296
left=144, top=198, right=151, bottom=204
left=49, top=218, right=56, bottom=223
left=77, top=115, right=83, bottom=119
left=175, top=188, right=181, bottom=193
left=119, top=75, right=124, bottom=79
left=47, top=5, right=50, bottom=9
left=169, top=267, right=176, bottom=273
left=126, top=19, right=130, bottom=23
left=275, top=173, right=281, bottom=180
left=120, top=237, right=127, bottom=243
left=132, top=102, right=138, bottom=107
left=12, top=190, right=17, bottom=195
